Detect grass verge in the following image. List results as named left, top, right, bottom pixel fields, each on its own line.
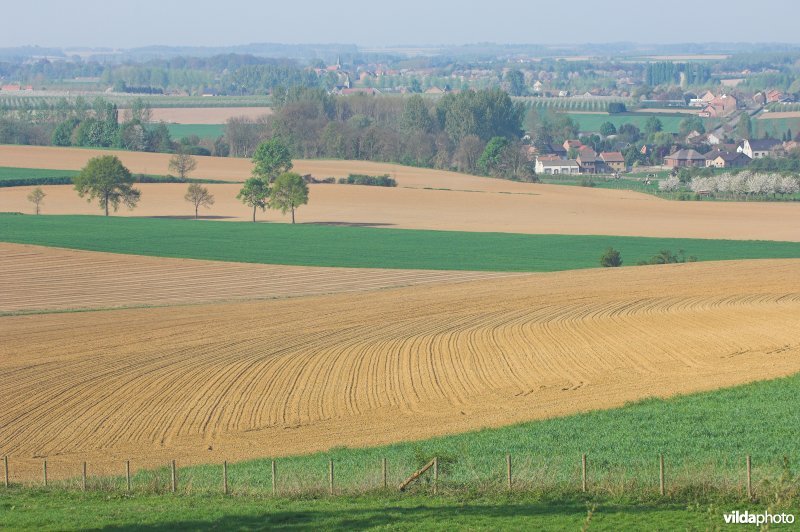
left=1, top=214, right=799, bottom=271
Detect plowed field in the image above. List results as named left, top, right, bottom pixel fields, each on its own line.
left=0, top=243, right=515, bottom=313
left=3, top=259, right=800, bottom=479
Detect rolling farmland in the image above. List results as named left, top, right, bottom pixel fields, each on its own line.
left=2, top=259, right=800, bottom=481
left=0, top=243, right=515, bottom=313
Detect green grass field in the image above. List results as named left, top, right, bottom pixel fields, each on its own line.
left=564, top=112, right=713, bottom=135
left=1, top=215, right=799, bottom=271
left=166, top=124, right=225, bottom=141
left=754, top=116, right=800, bottom=138
left=5, top=375, right=800, bottom=530
left=0, top=490, right=775, bottom=531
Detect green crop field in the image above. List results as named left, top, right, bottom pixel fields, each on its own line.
left=0, top=167, right=78, bottom=181
left=4, top=375, right=800, bottom=530
left=2, top=215, right=800, bottom=271
left=167, top=124, right=225, bottom=140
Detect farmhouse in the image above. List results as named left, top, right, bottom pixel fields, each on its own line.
left=704, top=150, right=751, bottom=168
left=699, top=94, right=737, bottom=118
left=599, top=151, right=626, bottom=173
left=535, top=158, right=580, bottom=175
left=664, top=149, right=706, bottom=168
left=742, top=138, right=782, bottom=159
left=576, top=149, right=598, bottom=174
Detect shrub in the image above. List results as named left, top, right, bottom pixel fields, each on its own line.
left=337, top=174, right=398, bottom=187
left=638, top=249, right=698, bottom=265
left=600, top=247, right=623, bottom=267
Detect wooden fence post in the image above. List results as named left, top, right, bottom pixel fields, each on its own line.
left=659, top=454, right=665, bottom=496
left=223, top=461, right=228, bottom=495
left=170, top=460, right=176, bottom=493
left=43, top=460, right=48, bottom=487
left=506, top=454, right=512, bottom=491
left=271, top=460, right=277, bottom=496
left=581, top=454, right=587, bottom=493
left=125, top=460, right=131, bottom=492
left=328, top=459, right=334, bottom=496
left=433, top=457, right=439, bottom=495
left=382, top=458, right=387, bottom=489
left=3, top=456, right=8, bottom=488
left=746, top=455, right=752, bottom=499
left=82, top=462, right=87, bottom=491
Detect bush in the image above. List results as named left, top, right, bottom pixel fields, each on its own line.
left=600, top=247, right=623, bottom=267
left=337, top=174, right=398, bottom=187
left=638, top=249, right=698, bottom=265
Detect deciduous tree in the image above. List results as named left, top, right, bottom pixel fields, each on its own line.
left=169, top=149, right=198, bottom=180
left=73, top=155, right=140, bottom=216
left=237, top=177, right=270, bottom=222
left=270, top=172, right=309, bottom=224
left=27, top=187, right=46, bottom=215
left=184, top=183, right=215, bottom=219
left=252, top=138, right=293, bottom=182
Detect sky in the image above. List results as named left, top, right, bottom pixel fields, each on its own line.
left=3, top=0, right=800, bottom=49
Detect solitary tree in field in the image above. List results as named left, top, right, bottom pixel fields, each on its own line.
left=184, top=183, right=215, bottom=219
left=252, top=138, right=293, bottom=182
left=73, top=155, right=140, bottom=216
left=237, top=177, right=270, bottom=222
left=270, top=172, right=309, bottom=224
left=27, top=187, right=46, bottom=215
left=169, top=149, right=198, bottom=180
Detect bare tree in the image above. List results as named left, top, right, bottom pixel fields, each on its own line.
left=27, top=187, right=46, bottom=215
left=184, top=183, right=215, bottom=219
left=169, top=150, right=198, bottom=180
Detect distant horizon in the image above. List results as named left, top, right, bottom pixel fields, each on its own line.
left=3, top=0, right=799, bottom=49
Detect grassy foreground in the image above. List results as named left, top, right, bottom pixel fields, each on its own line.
left=2, top=214, right=800, bottom=271
left=1, top=489, right=780, bottom=531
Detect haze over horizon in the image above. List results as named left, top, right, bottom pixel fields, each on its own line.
left=5, top=0, right=800, bottom=49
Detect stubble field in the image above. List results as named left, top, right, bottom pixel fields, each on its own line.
left=3, top=259, right=800, bottom=480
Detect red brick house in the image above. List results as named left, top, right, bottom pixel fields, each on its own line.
left=663, top=149, right=706, bottom=168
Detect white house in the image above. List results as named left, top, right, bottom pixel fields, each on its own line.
left=742, top=138, right=782, bottom=159
left=535, top=159, right=580, bottom=175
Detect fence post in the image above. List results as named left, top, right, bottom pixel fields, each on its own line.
left=271, top=460, right=277, bottom=496
left=382, top=457, right=387, bottom=489
left=506, top=454, right=512, bottom=491
left=659, top=454, right=665, bottom=496
left=223, top=461, right=228, bottom=495
left=171, top=460, right=176, bottom=493
left=328, top=459, right=334, bottom=496
left=125, top=460, right=131, bottom=492
left=43, top=460, right=48, bottom=487
left=582, top=454, right=587, bottom=493
left=746, top=455, right=752, bottom=499
left=82, top=462, right=87, bottom=491
left=433, top=457, right=439, bottom=495
left=3, top=456, right=8, bottom=488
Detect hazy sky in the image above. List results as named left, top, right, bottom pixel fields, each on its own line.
left=4, top=0, right=800, bottom=48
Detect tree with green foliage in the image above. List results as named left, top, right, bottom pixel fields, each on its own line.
left=608, top=102, right=627, bottom=114
left=737, top=113, right=753, bottom=140
left=252, top=138, right=293, bottom=182
left=599, top=121, right=617, bottom=136
left=27, top=187, right=46, bottom=215
left=52, top=118, right=79, bottom=146
left=184, top=183, right=215, bottom=219
left=402, top=95, right=434, bottom=133
left=505, top=69, right=526, bottom=96
left=679, top=116, right=705, bottom=136
left=237, top=177, right=270, bottom=222
left=73, top=156, right=140, bottom=216
left=270, top=172, right=309, bottom=224
left=644, top=116, right=663, bottom=136
left=600, top=247, right=623, bottom=267
left=478, top=136, right=510, bottom=175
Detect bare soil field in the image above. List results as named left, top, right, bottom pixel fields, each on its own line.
left=0, top=243, right=514, bottom=313
left=120, top=107, right=273, bottom=124
left=2, top=259, right=799, bottom=480
left=3, top=181, right=800, bottom=241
